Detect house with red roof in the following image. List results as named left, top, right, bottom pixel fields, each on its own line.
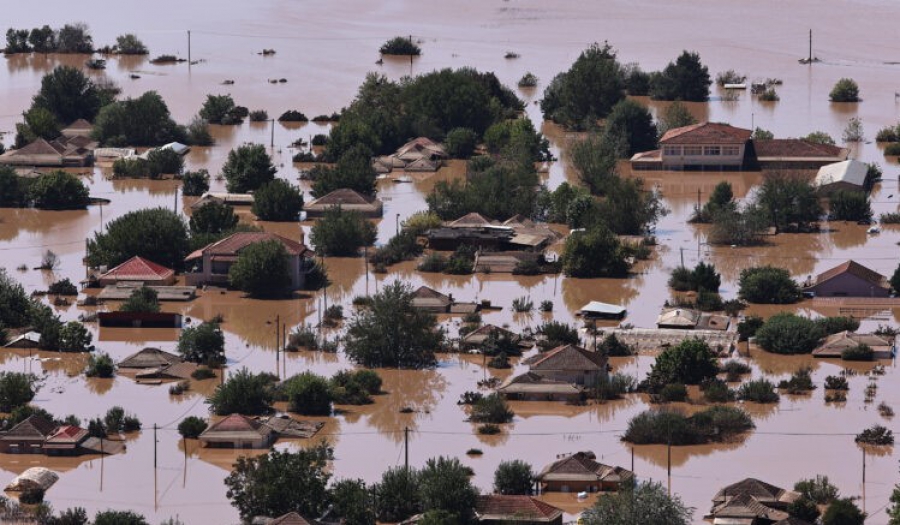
left=475, top=495, right=563, bottom=525
left=42, top=425, right=90, bottom=456
left=803, top=260, right=891, bottom=298
left=184, top=232, right=313, bottom=289
left=97, top=256, right=176, bottom=287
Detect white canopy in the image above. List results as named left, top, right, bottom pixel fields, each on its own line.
left=579, top=301, right=626, bottom=316
left=815, top=159, right=867, bottom=188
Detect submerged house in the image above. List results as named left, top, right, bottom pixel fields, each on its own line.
left=303, top=188, right=384, bottom=218
left=474, top=495, right=564, bottom=525
left=373, top=137, right=447, bottom=173
left=96, top=256, right=176, bottom=287
left=496, top=372, right=584, bottom=402
left=814, top=159, right=869, bottom=194
left=267, top=513, right=322, bottom=525
left=0, top=415, right=57, bottom=454
left=460, top=324, right=523, bottom=350
left=812, top=331, right=894, bottom=359
left=60, top=119, right=93, bottom=138
left=0, top=136, right=95, bottom=167
left=535, top=451, right=634, bottom=493
left=185, top=232, right=313, bottom=289
left=117, top=347, right=183, bottom=369
left=802, top=260, right=891, bottom=298
left=189, top=192, right=255, bottom=210
left=198, top=414, right=276, bottom=449
left=525, top=344, right=607, bottom=386
left=4, top=467, right=59, bottom=493
left=0, top=416, right=114, bottom=457
left=426, top=213, right=560, bottom=252
left=410, top=286, right=454, bottom=313
left=4, top=331, right=41, bottom=349
left=657, top=308, right=730, bottom=331
left=707, top=478, right=800, bottom=525
left=578, top=301, right=627, bottom=320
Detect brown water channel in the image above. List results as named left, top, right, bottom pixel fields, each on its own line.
left=2, top=0, right=900, bottom=523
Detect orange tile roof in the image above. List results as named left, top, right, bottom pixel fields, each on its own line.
left=99, top=256, right=174, bottom=281
left=660, top=122, right=751, bottom=145
left=528, top=344, right=606, bottom=371
left=754, top=139, right=846, bottom=159
left=186, top=232, right=308, bottom=261
left=475, top=495, right=563, bottom=521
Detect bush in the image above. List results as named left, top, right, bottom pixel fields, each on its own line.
left=222, top=144, right=277, bottom=193
left=281, top=372, right=332, bottom=415
left=380, top=36, right=421, bottom=55
left=518, top=73, right=538, bottom=88
left=228, top=240, right=292, bottom=297
left=19, top=487, right=44, bottom=505
left=248, top=110, right=268, bottom=122
left=104, top=406, right=141, bottom=433
left=829, top=191, right=872, bottom=223
left=511, top=296, right=533, bottom=312
left=478, top=424, right=501, bottom=435
left=177, top=416, right=207, bottom=438
left=48, top=278, right=77, bottom=295
left=28, top=171, right=90, bottom=210
left=668, top=261, right=721, bottom=292
left=181, top=169, right=210, bottom=197
left=876, top=125, right=899, bottom=143
left=624, top=406, right=753, bottom=445
left=715, top=69, right=746, bottom=86
left=736, top=379, right=780, bottom=403
left=593, top=373, right=636, bottom=401
left=822, top=498, right=866, bottom=525
left=371, top=230, right=424, bottom=267
left=598, top=334, right=632, bottom=356
left=310, top=206, right=377, bottom=256
left=470, top=393, right=514, bottom=424
left=755, top=313, right=824, bottom=354
left=657, top=383, right=688, bottom=403
left=842, top=343, right=874, bottom=361
left=252, top=179, right=303, bottom=221
left=541, top=43, right=625, bottom=128
left=795, top=475, right=840, bottom=504
left=701, top=378, right=735, bottom=403
left=278, top=110, right=308, bottom=122
left=87, top=207, right=189, bottom=270
left=417, top=252, right=447, bottom=272
left=777, top=367, right=815, bottom=394
left=199, top=94, right=239, bottom=124
left=191, top=367, right=216, bottom=380
left=84, top=353, right=114, bottom=378
left=119, top=286, right=160, bottom=313
left=855, top=424, right=893, bottom=445
left=824, top=375, right=849, bottom=391
left=208, top=368, right=275, bottom=415
left=829, top=78, right=860, bottom=102
left=537, top=321, right=580, bottom=349
left=186, top=116, right=213, bottom=146
left=444, top=127, right=478, bottom=159
left=758, top=88, right=779, bottom=101
left=539, top=300, right=553, bottom=313
left=93, top=91, right=185, bottom=147
left=737, top=315, right=764, bottom=341
left=738, top=266, right=801, bottom=304
left=642, top=338, right=719, bottom=393
left=885, top=143, right=900, bottom=156
left=561, top=225, right=630, bottom=277
left=178, top=321, right=225, bottom=365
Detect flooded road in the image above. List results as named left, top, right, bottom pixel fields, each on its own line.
left=2, top=0, right=900, bottom=523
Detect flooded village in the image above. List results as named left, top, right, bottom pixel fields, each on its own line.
left=1, top=0, right=900, bottom=524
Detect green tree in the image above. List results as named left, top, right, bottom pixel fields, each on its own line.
left=561, top=225, right=630, bottom=278
left=692, top=181, right=735, bottom=223
left=787, top=497, right=820, bottom=523
left=252, top=179, right=304, bottom=221
left=147, top=148, right=184, bottom=176
left=470, top=393, right=514, bottom=423
left=5, top=29, right=30, bottom=53
left=822, top=498, right=866, bottom=525
left=224, top=444, right=333, bottom=521
left=186, top=115, right=213, bottom=146
left=0, top=372, right=37, bottom=412
left=93, top=511, right=148, bottom=525
left=55, top=23, right=93, bottom=53
left=493, top=460, right=534, bottom=495
left=223, top=144, right=277, bottom=193
left=31, top=66, right=103, bottom=123
left=27, top=171, right=89, bottom=210
left=84, top=352, right=114, bottom=377
left=830, top=78, right=860, bottom=103
left=804, top=131, right=836, bottom=145
left=380, top=36, right=421, bottom=56
left=581, top=481, right=692, bottom=525
left=373, top=467, right=421, bottom=522
left=483, top=118, right=549, bottom=161
left=189, top=201, right=239, bottom=235
left=708, top=205, right=768, bottom=246
left=891, top=264, right=900, bottom=294
left=754, top=313, right=825, bottom=354
left=199, top=94, right=237, bottom=124
left=657, top=101, right=696, bottom=135
left=114, top=33, right=148, bottom=55
left=0, top=167, right=29, bottom=207
left=177, top=416, right=207, bottom=439
left=118, top=286, right=160, bottom=313
left=643, top=338, right=718, bottom=393
left=92, top=91, right=185, bottom=147
left=87, top=208, right=189, bottom=270
left=310, top=206, right=377, bottom=256
left=17, top=106, right=61, bottom=144
left=311, top=145, right=377, bottom=197
left=330, top=479, right=375, bottom=525
left=27, top=26, right=55, bottom=53
left=738, top=266, right=801, bottom=304
left=401, top=68, right=504, bottom=137
left=282, top=372, right=333, bottom=415
left=603, top=99, right=658, bottom=156
left=444, top=127, right=478, bottom=158
left=569, top=133, right=621, bottom=195
left=756, top=173, right=822, bottom=232
left=541, top=42, right=626, bottom=129
left=419, top=457, right=478, bottom=521
left=177, top=321, right=225, bottom=365
left=46, top=507, right=89, bottom=525
left=650, top=51, right=712, bottom=102
left=208, top=368, right=275, bottom=415
left=596, top=177, right=666, bottom=235
left=794, top=475, right=840, bottom=504
left=58, top=321, right=92, bottom=352
left=828, top=191, right=872, bottom=222
left=344, top=281, right=443, bottom=368
left=181, top=169, right=210, bottom=197
left=228, top=240, right=292, bottom=297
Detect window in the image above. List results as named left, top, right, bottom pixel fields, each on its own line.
left=683, top=146, right=702, bottom=156
left=663, top=146, right=682, bottom=156
left=704, top=146, right=721, bottom=156
left=722, top=146, right=740, bottom=156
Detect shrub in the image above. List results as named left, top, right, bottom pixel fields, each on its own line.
left=444, top=127, right=478, bottom=159
left=478, top=424, right=501, bottom=435
left=178, top=321, right=225, bottom=365
left=186, top=115, right=213, bottom=146
left=310, top=206, right=377, bottom=256
left=715, top=70, right=746, bottom=86
left=119, top=286, right=160, bottom=313
left=829, top=78, right=860, bottom=102
left=795, top=475, right=840, bottom=504
left=561, top=225, right=630, bottom=277
left=380, top=36, right=421, bottom=55
left=593, top=373, right=636, bottom=401
left=177, top=416, right=207, bottom=438
left=804, top=131, right=836, bottom=145
left=48, top=278, right=77, bottom=295
left=738, top=266, right=801, bottom=304
left=228, top=240, right=292, bottom=297
left=701, top=378, right=735, bottom=403
left=885, top=143, right=900, bottom=156
left=736, top=316, right=764, bottom=342
left=539, top=300, right=553, bottom=313
left=252, top=179, right=304, bottom=221
left=842, top=343, right=874, bottom=362
left=287, top=324, right=319, bottom=351
left=876, top=125, right=899, bottom=143
left=736, top=379, right=780, bottom=403
left=855, top=424, right=893, bottom=445
left=470, top=393, right=514, bottom=424
left=657, top=383, right=688, bottom=403
left=199, top=94, right=238, bottom=124
left=181, top=169, right=210, bottom=196
left=371, top=230, right=424, bottom=267
left=28, top=171, right=90, bottom=210
left=281, top=372, right=333, bottom=415
left=222, top=144, right=277, bottom=193
left=191, top=367, right=216, bottom=380
left=777, top=367, right=815, bottom=394
left=824, top=375, right=849, bottom=390
left=84, top=353, right=114, bottom=378
left=207, top=368, right=275, bottom=415
left=518, top=73, right=538, bottom=87
left=758, top=88, right=779, bottom=101
left=829, top=191, right=872, bottom=222
left=755, top=313, right=824, bottom=354
left=643, top=338, right=718, bottom=393
left=278, top=110, right=308, bottom=122
left=19, top=487, right=44, bottom=505
left=624, top=406, right=753, bottom=445
left=537, top=321, right=580, bottom=349
left=493, top=460, right=535, bottom=495
left=511, top=296, right=533, bottom=313
left=843, top=117, right=865, bottom=143
left=248, top=110, right=268, bottom=122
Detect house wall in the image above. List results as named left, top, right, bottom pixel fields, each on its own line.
left=0, top=439, right=45, bottom=454
left=541, top=479, right=619, bottom=493
left=809, top=274, right=890, bottom=298
left=536, top=369, right=600, bottom=386
left=500, top=391, right=582, bottom=402
left=186, top=254, right=304, bottom=289
left=661, top=143, right=745, bottom=169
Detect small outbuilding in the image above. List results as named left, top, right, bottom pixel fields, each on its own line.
left=4, top=332, right=41, bottom=349
left=4, top=467, right=59, bottom=493
left=578, top=301, right=626, bottom=320
left=410, top=286, right=453, bottom=313
left=303, top=188, right=383, bottom=218
left=118, top=347, right=184, bottom=369
left=496, top=372, right=583, bottom=402
left=656, top=308, right=701, bottom=329
left=815, top=159, right=868, bottom=194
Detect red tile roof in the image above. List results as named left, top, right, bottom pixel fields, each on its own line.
left=659, top=122, right=751, bottom=145
left=813, top=260, right=889, bottom=290
left=754, top=139, right=846, bottom=159
left=186, top=232, right=308, bottom=261
left=45, top=425, right=89, bottom=444
left=475, top=495, right=563, bottom=522
left=270, top=513, right=321, bottom=525
left=527, top=344, right=606, bottom=371
left=99, top=256, right=174, bottom=282
left=205, top=414, right=268, bottom=434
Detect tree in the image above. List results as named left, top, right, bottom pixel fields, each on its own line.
left=787, top=497, right=820, bottom=524
left=27, top=26, right=55, bottom=53
left=228, top=240, right=292, bottom=297
left=373, top=467, right=421, bottom=522
left=58, top=321, right=92, bottom=352
left=657, top=101, right=696, bottom=134
left=189, top=201, right=239, bottom=235
left=114, top=33, right=148, bottom=55
left=223, top=144, right=277, bottom=193
left=147, top=148, right=184, bottom=176
left=828, top=191, right=872, bottom=222
left=756, top=173, right=822, bottom=232
left=561, top=225, right=630, bottom=278
left=186, top=115, right=213, bottom=146
left=692, top=181, right=735, bottom=223
left=46, top=507, right=89, bottom=525
left=581, top=481, right=692, bottom=525
left=199, top=94, right=238, bottom=124
left=344, top=281, right=443, bottom=368
left=0, top=166, right=29, bottom=207
left=310, top=206, right=377, bottom=256
left=643, top=338, right=718, bottom=393
left=822, top=498, right=866, bottom=525
left=493, top=460, right=534, bottom=495
left=470, top=393, right=514, bottom=423
left=418, top=457, right=478, bottom=521
left=805, top=131, right=836, bottom=145
left=27, top=171, right=90, bottom=209
left=177, top=321, right=225, bottom=365
left=380, top=36, right=421, bottom=56
left=177, top=416, right=207, bottom=438
left=483, top=118, right=549, bottom=161
left=224, top=444, right=333, bottom=521
left=93, top=511, right=148, bottom=525
left=754, top=313, right=824, bottom=354
left=207, top=368, right=274, bottom=415
left=31, top=66, right=102, bottom=123
left=93, top=91, right=185, bottom=147
left=603, top=99, right=658, bottom=157
left=282, top=372, right=333, bottom=415
left=650, top=51, right=712, bottom=102
left=830, top=78, right=860, bottom=103
left=668, top=261, right=721, bottom=292
left=311, top=145, right=377, bottom=197
left=892, top=263, right=900, bottom=293
left=87, top=208, right=189, bottom=270
left=252, top=179, right=304, bottom=221
left=56, top=23, right=93, bottom=53
left=330, top=479, right=375, bottom=525
left=119, top=286, right=160, bottom=313
left=708, top=205, right=768, bottom=246
left=541, top=42, right=625, bottom=129
left=182, top=169, right=210, bottom=197
left=5, top=29, right=31, bottom=53
left=0, top=372, right=37, bottom=412
left=17, top=106, right=61, bottom=144
left=795, top=475, right=840, bottom=505
left=444, top=127, right=478, bottom=158
left=596, top=177, right=667, bottom=235
left=843, top=117, right=865, bottom=143
left=738, top=266, right=801, bottom=304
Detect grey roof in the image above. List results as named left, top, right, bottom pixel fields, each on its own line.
left=118, top=347, right=184, bottom=369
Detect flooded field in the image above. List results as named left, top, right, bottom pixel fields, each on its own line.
left=2, top=0, right=900, bottom=523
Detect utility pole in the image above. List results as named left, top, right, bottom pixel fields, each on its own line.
left=404, top=426, right=410, bottom=470
left=153, top=423, right=158, bottom=468
left=679, top=247, right=684, bottom=268
left=808, top=29, right=812, bottom=64
left=187, top=30, right=191, bottom=67
left=631, top=446, right=634, bottom=474
left=270, top=119, right=275, bottom=149
left=697, top=188, right=701, bottom=211
left=173, top=186, right=178, bottom=214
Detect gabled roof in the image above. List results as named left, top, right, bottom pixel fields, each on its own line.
left=815, top=159, right=868, bottom=188
left=660, top=123, right=751, bottom=145
left=396, top=137, right=447, bottom=159
left=813, top=331, right=893, bottom=357
left=99, top=256, right=174, bottom=282
left=657, top=308, right=701, bottom=328
left=475, top=495, right=563, bottom=522
left=5, top=467, right=59, bottom=492
left=45, top=425, right=89, bottom=444
left=118, top=347, right=183, bottom=369
left=135, top=361, right=199, bottom=380
left=497, top=372, right=584, bottom=396
left=449, top=212, right=495, bottom=227
left=260, top=415, right=324, bottom=438
left=579, top=301, right=626, bottom=316
left=200, top=414, right=273, bottom=439
left=754, top=139, right=846, bottom=160
left=65, top=119, right=93, bottom=131
left=712, top=478, right=797, bottom=505
left=308, top=188, right=376, bottom=206
left=186, top=232, right=308, bottom=261
left=811, top=260, right=889, bottom=290
left=411, top=286, right=452, bottom=305
left=8, top=138, right=65, bottom=156
left=461, top=324, right=520, bottom=344
left=527, top=345, right=605, bottom=372
left=536, top=451, right=633, bottom=484
left=710, top=493, right=790, bottom=521
left=2, top=415, right=57, bottom=440
left=269, top=512, right=321, bottom=525
left=4, top=331, right=41, bottom=348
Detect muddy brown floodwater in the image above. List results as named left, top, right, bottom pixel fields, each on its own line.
left=2, top=0, right=900, bottom=523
